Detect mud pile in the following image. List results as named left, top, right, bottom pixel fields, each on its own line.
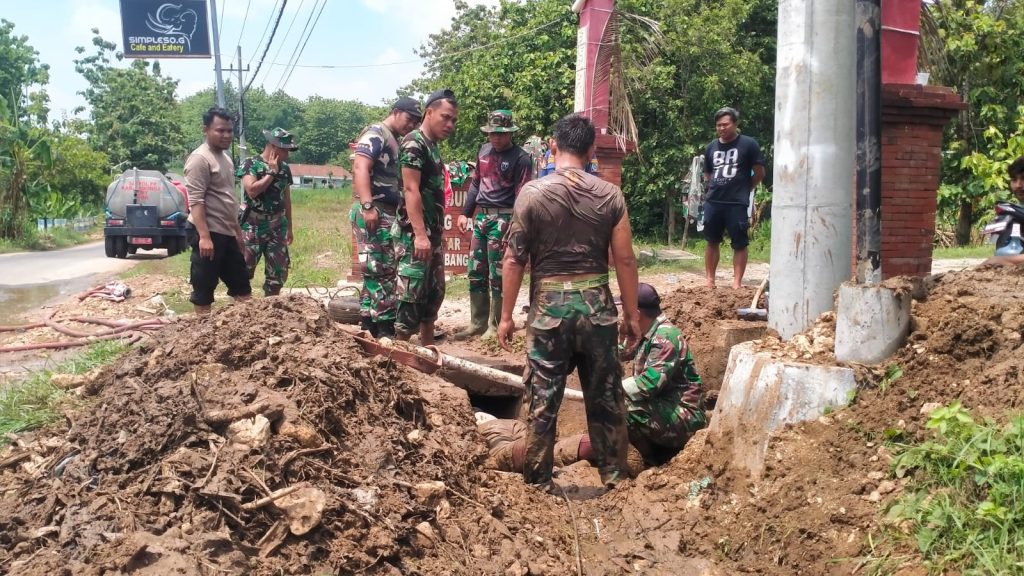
left=595, top=266, right=1024, bottom=574
left=659, top=285, right=759, bottom=394
left=0, top=296, right=578, bottom=575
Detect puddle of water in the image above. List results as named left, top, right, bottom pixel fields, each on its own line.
left=0, top=276, right=101, bottom=326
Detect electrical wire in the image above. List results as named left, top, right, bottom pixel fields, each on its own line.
left=263, top=16, right=565, bottom=70
left=234, top=0, right=252, bottom=51
left=259, top=0, right=305, bottom=88
left=273, top=0, right=321, bottom=92
left=277, top=0, right=326, bottom=90
left=217, top=0, right=226, bottom=43
left=248, top=0, right=277, bottom=62
left=245, top=0, right=289, bottom=93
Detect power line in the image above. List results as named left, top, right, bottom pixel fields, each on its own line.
left=217, top=0, right=227, bottom=43
left=245, top=0, right=288, bottom=93
left=274, top=0, right=321, bottom=92
left=278, top=0, right=326, bottom=91
left=262, top=16, right=565, bottom=71
left=260, top=0, right=305, bottom=89
left=234, top=0, right=252, bottom=51
left=248, top=0, right=277, bottom=63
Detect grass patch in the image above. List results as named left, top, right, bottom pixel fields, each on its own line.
left=0, top=224, right=99, bottom=254
left=883, top=401, right=1024, bottom=574
left=933, top=244, right=993, bottom=259
left=122, top=185, right=354, bottom=296
left=0, top=341, right=128, bottom=443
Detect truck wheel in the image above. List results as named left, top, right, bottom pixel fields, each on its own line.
left=115, top=237, right=129, bottom=259
left=167, top=239, right=180, bottom=257
left=104, top=237, right=116, bottom=258
left=327, top=295, right=362, bottom=324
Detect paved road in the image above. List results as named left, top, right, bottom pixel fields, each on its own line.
left=0, top=240, right=163, bottom=286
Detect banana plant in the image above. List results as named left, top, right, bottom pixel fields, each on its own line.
left=0, top=92, right=53, bottom=238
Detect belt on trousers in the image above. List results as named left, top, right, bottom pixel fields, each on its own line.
left=537, top=273, right=610, bottom=292
left=479, top=206, right=513, bottom=215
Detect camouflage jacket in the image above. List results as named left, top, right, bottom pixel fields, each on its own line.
left=398, top=129, right=446, bottom=242
left=237, top=155, right=292, bottom=214
left=624, top=315, right=705, bottom=429
left=353, top=122, right=402, bottom=206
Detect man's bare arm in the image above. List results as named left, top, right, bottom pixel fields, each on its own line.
left=610, top=210, right=640, bottom=350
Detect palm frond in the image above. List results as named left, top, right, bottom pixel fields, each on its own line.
left=591, top=10, right=665, bottom=153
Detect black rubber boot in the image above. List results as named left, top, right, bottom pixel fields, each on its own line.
left=359, top=317, right=379, bottom=338
left=377, top=320, right=396, bottom=339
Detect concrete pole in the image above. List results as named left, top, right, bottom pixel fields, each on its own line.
left=237, top=45, right=246, bottom=157
left=209, top=0, right=226, bottom=108
left=769, top=1, right=855, bottom=340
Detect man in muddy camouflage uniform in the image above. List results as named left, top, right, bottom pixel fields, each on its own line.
left=238, top=127, right=298, bottom=296
left=351, top=97, right=423, bottom=337
left=454, top=110, right=533, bottom=341
left=395, top=89, right=459, bottom=346
left=498, top=113, right=641, bottom=489
left=481, top=283, right=706, bottom=472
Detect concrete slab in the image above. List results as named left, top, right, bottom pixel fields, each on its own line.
left=710, top=342, right=857, bottom=479
left=834, top=282, right=911, bottom=364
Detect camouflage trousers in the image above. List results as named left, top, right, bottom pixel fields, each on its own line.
left=350, top=204, right=398, bottom=322
left=393, top=226, right=446, bottom=334
left=242, top=211, right=289, bottom=296
left=626, top=403, right=706, bottom=466
left=522, top=284, right=629, bottom=485
left=467, top=212, right=511, bottom=296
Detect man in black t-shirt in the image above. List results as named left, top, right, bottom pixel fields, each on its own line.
left=702, top=107, right=765, bottom=289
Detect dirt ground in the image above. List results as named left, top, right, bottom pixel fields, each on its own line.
left=4, top=259, right=1018, bottom=574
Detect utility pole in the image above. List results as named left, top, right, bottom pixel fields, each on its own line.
left=209, top=0, right=226, bottom=108
left=232, top=45, right=249, bottom=157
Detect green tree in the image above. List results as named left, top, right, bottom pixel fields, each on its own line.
left=296, top=96, right=379, bottom=165
left=922, top=0, right=1024, bottom=244
left=0, top=19, right=50, bottom=125
left=74, top=31, right=185, bottom=172
left=411, top=0, right=578, bottom=161
left=41, top=131, right=110, bottom=214
left=0, top=103, right=51, bottom=238
left=618, top=0, right=777, bottom=237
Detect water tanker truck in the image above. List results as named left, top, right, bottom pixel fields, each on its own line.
left=103, top=168, right=191, bottom=258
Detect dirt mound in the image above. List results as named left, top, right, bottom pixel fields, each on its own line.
left=593, top=266, right=1024, bottom=574
left=660, top=285, right=759, bottom=394
left=0, top=296, right=580, bottom=575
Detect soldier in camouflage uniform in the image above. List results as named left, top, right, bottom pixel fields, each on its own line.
left=394, top=89, right=459, bottom=346
left=454, top=110, right=533, bottom=340
left=623, top=283, right=706, bottom=464
left=238, top=127, right=298, bottom=296
left=499, top=114, right=641, bottom=489
left=478, top=283, right=705, bottom=473
left=351, top=97, right=423, bottom=337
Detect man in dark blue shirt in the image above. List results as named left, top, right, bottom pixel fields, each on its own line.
left=702, top=107, right=765, bottom=289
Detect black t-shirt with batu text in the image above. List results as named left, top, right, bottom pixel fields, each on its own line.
left=703, top=134, right=765, bottom=205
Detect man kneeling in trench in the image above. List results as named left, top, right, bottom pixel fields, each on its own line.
left=479, top=283, right=707, bottom=474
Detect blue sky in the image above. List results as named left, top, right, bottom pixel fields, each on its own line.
left=5, top=0, right=499, bottom=118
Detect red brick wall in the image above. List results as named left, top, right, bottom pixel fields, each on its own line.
left=880, top=84, right=965, bottom=279
left=593, top=134, right=634, bottom=187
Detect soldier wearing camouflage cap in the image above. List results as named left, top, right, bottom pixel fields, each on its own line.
left=454, top=110, right=533, bottom=341
left=237, top=127, right=298, bottom=296
left=350, top=96, right=423, bottom=338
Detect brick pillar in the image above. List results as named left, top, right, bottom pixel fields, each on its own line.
left=880, top=84, right=964, bottom=278
left=593, top=134, right=635, bottom=187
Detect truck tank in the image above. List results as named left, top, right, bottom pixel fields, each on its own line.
left=105, top=169, right=188, bottom=218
